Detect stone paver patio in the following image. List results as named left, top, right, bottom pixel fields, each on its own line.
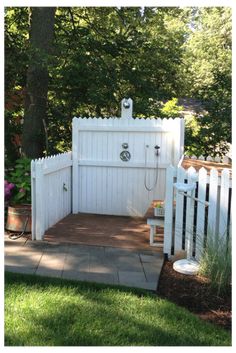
left=5, top=236, right=163, bottom=290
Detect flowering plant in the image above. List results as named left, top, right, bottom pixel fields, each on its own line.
left=5, top=180, right=15, bottom=201
left=5, top=158, right=31, bottom=205
left=154, top=201, right=164, bottom=208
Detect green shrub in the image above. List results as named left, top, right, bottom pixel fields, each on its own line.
left=160, top=98, right=183, bottom=118
left=6, top=158, right=31, bottom=205
left=198, top=231, right=231, bottom=296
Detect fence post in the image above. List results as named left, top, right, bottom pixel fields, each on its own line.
left=174, top=166, right=186, bottom=253
left=219, top=169, right=230, bottom=239
left=185, top=167, right=197, bottom=258
left=164, top=165, right=175, bottom=257
left=72, top=117, right=79, bottom=213
left=35, top=160, right=44, bottom=240
left=195, top=167, right=208, bottom=260
left=121, top=98, right=133, bottom=119
left=31, top=160, right=36, bottom=240
left=173, top=119, right=181, bottom=165
left=207, top=168, right=218, bottom=238
left=180, top=118, right=185, bottom=157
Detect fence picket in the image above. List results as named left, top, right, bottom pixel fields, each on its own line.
left=164, top=165, right=175, bottom=256
left=35, top=161, right=44, bottom=240
left=185, top=167, right=197, bottom=257
left=72, top=117, right=79, bottom=213
left=174, top=166, right=186, bottom=252
left=31, top=160, right=36, bottom=240
left=207, top=168, right=219, bottom=237
left=219, top=169, right=230, bottom=239
left=195, top=167, right=208, bottom=260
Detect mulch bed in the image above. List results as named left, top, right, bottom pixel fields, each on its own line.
left=157, top=260, right=231, bottom=331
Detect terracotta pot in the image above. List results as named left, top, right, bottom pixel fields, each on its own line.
left=6, top=204, right=31, bottom=232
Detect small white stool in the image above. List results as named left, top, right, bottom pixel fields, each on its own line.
left=147, top=218, right=164, bottom=247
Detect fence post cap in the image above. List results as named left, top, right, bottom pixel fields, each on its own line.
left=121, top=98, right=133, bottom=119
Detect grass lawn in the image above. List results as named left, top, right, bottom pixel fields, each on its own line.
left=5, top=272, right=231, bottom=346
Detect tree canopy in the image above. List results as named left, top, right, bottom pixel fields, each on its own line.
left=5, top=6, right=232, bottom=161
left=182, top=7, right=231, bottom=158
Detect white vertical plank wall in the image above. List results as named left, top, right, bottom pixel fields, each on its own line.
left=31, top=152, right=72, bottom=240
left=164, top=165, right=232, bottom=258
left=72, top=113, right=184, bottom=217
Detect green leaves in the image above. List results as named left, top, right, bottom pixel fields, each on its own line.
left=160, top=98, right=183, bottom=118
left=50, top=7, right=189, bottom=118
left=182, top=7, right=232, bottom=158
left=5, top=7, right=231, bottom=159
left=7, top=158, right=31, bottom=205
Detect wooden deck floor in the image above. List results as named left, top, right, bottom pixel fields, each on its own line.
left=44, top=211, right=163, bottom=252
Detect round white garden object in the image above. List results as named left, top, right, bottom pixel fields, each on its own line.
left=173, top=259, right=199, bottom=275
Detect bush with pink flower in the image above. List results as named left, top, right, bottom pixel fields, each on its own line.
left=4, top=180, right=15, bottom=202
left=5, top=158, right=31, bottom=205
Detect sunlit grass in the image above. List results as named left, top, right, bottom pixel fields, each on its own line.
left=5, top=272, right=231, bottom=346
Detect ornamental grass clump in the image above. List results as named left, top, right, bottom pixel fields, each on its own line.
left=199, top=231, right=231, bottom=296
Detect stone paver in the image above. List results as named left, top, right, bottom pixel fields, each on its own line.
left=62, top=270, right=118, bottom=285
left=140, top=254, right=161, bottom=263
left=118, top=270, right=146, bottom=285
left=37, top=252, right=66, bottom=273
left=36, top=268, right=63, bottom=278
left=5, top=238, right=163, bottom=291
left=5, top=265, right=36, bottom=275
left=64, top=253, right=90, bottom=272
left=5, top=251, right=42, bottom=269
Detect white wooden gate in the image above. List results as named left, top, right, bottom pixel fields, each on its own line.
left=72, top=98, right=184, bottom=217
left=31, top=152, right=72, bottom=240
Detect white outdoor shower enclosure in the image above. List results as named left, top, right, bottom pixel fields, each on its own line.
left=72, top=98, right=184, bottom=217
left=31, top=98, right=184, bottom=240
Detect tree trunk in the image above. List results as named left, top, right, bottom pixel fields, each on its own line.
left=22, top=7, right=55, bottom=158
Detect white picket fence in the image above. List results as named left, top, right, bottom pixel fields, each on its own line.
left=186, top=154, right=231, bottom=164
left=187, top=143, right=232, bottom=164
left=164, top=165, right=232, bottom=259
left=31, top=152, right=72, bottom=240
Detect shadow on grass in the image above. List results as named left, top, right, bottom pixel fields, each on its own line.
left=5, top=271, right=231, bottom=346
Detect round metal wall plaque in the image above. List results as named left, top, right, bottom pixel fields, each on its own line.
left=120, top=150, right=131, bottom=162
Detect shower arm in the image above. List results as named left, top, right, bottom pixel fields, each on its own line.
left=177, top=191, right=210, bottom=207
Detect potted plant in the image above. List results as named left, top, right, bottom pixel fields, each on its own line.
left=153, top=201, right=165, bottom=217
left=5, top=158, right=32, bottom=233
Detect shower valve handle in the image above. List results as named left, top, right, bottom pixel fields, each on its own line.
left=154, top=145, right=160, bottom=155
